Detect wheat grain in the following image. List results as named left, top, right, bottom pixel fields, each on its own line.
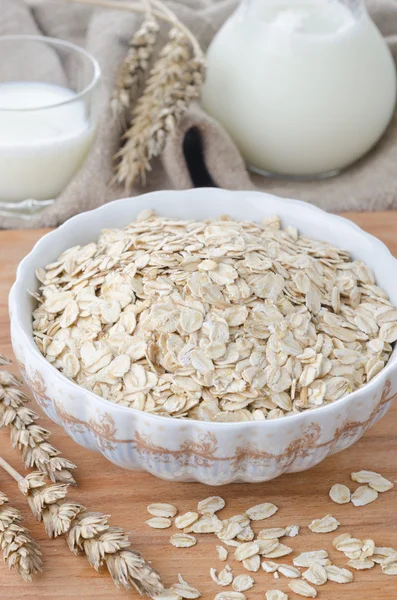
left=0, top=491, right=42, bottom=581
left=111, top=17, right=159, bottom=117
left=0, top=356, right=76, bottom=485
left=17, top=471, right=163, bottom=596
left=115, top=28, right=205, bottom=188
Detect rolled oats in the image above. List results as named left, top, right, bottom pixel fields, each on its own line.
left=308, top=514, right=340, bottom=533
left=277, top=564, right=301, bottom=578
left=293, top=550, right=329, bottom=568
left=246, top=503, right=278, bottom=521
left=214, top=593, right=246, bottom=600
left=242, top=555, right=261, bottom=572
left=170, top=533, right=197, bottom=548
left=147, top=503, right=178, bottom=518
left=288, top=580, right=317, bottom=598
left=234, top=542, right=260, bottom=562
left=232, top=575, right=254, bottom=592
left=285, top=524, right=300, bottom=537
left=33, top=211, right=397, bottom=422
left=146, top=517, right=172, bottom=529
left=329, top=484, right=351, bottom=504
left=302, top=563, right=328, bottom=585
left=264, top=544, right=293, bottom=559
left=261, top=561, right=279, bottom=573
left=265, top=591, right=288, bottom=600
left=216, top=546, right=228, bottom=561
left=367, top=475, right=394, bottom=493
left=258, top=528, right=286, bottom=539
left=198, top=496, right=225, bottom=515
left=175, top=512, right=199, bottom=530
left=171, top=574, right=201, bottom=599
left=351, top=485, right=379, bottom=507
left=347, top=558, right=375, bottom=570
left=325, top=565, right=353, bottom=583
left=190, top=515, right=223, bottom=534
left=351, top=470, right=380, bottom=483
left=210, top=565, right=233, bottom=586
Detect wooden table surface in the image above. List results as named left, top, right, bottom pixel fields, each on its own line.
left=0, top=213, right=396, bottom=600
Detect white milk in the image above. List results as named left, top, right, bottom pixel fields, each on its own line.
left=0, top=82, right=94, bottom=201
left=201, top=0, right=397, bottom=177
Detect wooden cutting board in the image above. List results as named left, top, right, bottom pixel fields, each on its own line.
left=0, top=214, right=396, bottom=600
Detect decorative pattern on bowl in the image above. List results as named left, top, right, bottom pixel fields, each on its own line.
left=9, top=189, right=397, bottom=484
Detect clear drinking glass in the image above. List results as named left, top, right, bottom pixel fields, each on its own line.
left=0, top=35, right=101, bottom=218
left=202, top=0, right=397, bottom=179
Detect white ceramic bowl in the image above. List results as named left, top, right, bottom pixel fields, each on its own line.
left=9, top=189, right=397, bottom=485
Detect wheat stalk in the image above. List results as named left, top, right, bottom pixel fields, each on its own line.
left=111, top=16, right=159, bottom=118
left=66, top=0, right=205, bottom=188
left=115, top=27, right=205, bottom=187
left=0, top=463, right=163, bottom=597
left=0, top=355, right=76, bottom=485
left=0, top=491, right=42, bottom=581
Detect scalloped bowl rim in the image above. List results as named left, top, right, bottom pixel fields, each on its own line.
left=9, top=188, right=397, bottom=429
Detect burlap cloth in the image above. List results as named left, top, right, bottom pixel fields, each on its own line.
left=2, top=0, right=397, bottom=229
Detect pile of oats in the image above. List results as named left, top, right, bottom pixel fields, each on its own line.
left=32, top=210, right=397, bottom=421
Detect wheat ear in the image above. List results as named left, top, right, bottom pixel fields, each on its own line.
left=0, top=491, right=42, bottom=581
left=111, top=17, right=159, bottom=118
left=0, top=466, right=163, bottom=597
left=0, top=355, right=76, bottom=485
left=115, top=27, right=205, bottom=188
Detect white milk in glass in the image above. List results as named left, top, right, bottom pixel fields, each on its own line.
left=0, top=82, right=94, bottom=201
left=201, top=0, right=397, bottom=177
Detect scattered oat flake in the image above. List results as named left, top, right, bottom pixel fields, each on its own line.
left=302, top=563, right=328, bottom=585
left=351, top=470, right=380, bottom=483
left=211, top=565, right=233, bottom=587
left=368, top=475, right=394, bottom=493
left=264, top=543, right=293, bottom=559
left=288, top=580, right=317, bottom=598
left=191, top=515, right=223, bottom=534
left=274, top=571, right=280, bottom=579
left=262, top=561, right=279, bottom=573
left=293, top=550, right=329, bottom=568
left=246, top=503, right=278, bottom=521
left=175, top=512, right=199, bottom=529
left=277, top=564, right=301, bottom=578
left=325, top=565, right=354, bottom=583
left=197, top=496, right=225, bottom=515
left=347, top=558, right=375, bottom=570
left=256, top=539, right=280, bottom=555
left=147, top=503, right=178, bottom=518
left=360, top=538, right=375, bottom=559
left=216, top=545, right=228, bottom=561
left=242, top=555, right=261, bottom=572
left=171, top=574, right=201, bottom=599
left=329, top=484, right=351, bottom=504
left=258, top=527, right=286, bottom=539
left=334, top=536, right=363, bottom=554
left=351, top=485, right=378, bottom=506
left=266, top=592, right=288, bottom=600
left=214, top=593, right=246, bottom=600
left=234, top=542, right=260, bottom=561
left=232, top=574, right=254, bottom=592
left=309, top=514, right=340, bottom=533
left=146, top=517, right=172, bottom=529
left=382, top=562, right=397, bottom=575
left=170, top=533, right=197, bottom=548
left=285, top=524, right=300, bottom=537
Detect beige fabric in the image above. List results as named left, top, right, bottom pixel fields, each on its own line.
left=2, top=0, right=397, bottom=228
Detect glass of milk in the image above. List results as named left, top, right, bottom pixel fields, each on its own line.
left=0, top=35, right=101, bottom=217
left=201, top=0, right=397, bottom=179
